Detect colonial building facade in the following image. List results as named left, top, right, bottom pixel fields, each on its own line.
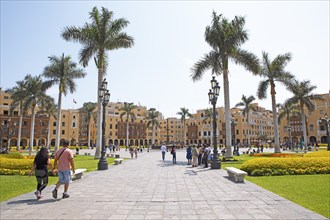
left=1, top=88, right=329, bottom=148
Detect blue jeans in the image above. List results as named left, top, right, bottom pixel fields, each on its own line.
left=58, top=170, right=71, bottom=184
left=162, top=152, right=165, bottom=161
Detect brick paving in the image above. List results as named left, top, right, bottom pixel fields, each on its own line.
left=0, top=149, right=326, bottom=220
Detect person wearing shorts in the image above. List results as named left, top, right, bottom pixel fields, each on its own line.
left=52, top=140, right=75, bottom=199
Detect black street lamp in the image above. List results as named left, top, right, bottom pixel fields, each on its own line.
left=318, top=113, right=330, bottom=151
left=208, top=76, right=221, bottom=169
left=98, top=78, right=111, bottom=170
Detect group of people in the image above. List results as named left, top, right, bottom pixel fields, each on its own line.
left=29, top=140, right=75, bottom=200
left=128, top=146, right=144, bottom=159
left=161, top=144, right=213, bottom=168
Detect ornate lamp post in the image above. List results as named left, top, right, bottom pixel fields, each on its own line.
left=208, top=76, right=221, bottom=169
left=98, top=78, right=111, bottom=170
left=318, top=113, right=330, bottom=151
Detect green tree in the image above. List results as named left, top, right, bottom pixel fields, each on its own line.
left=8, top=79, right=28, bottom=150
left=235, top=95, right=256, bottom=146
left=43, top=53, right=86, bottom=152
left=191, top=12, right=259, bottom=158
left=285, top=79, right=323, bottom=151
left=61, top=6, right=134, bottom=158
left=120, top=102, right=137, bottom=148
left=145, top=108, right=160, bottom=146
left=80, top=102, right=97, bottom=149
left=21, top=74, right=52, bottom=155
left=257, top=52, right=294, bottom=153
left=177, top=107, right=193, bottom=146
left=202, top=108, right=213, bottom=145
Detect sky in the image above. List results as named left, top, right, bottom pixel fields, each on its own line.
left=1, top=1, right=329, bottom=118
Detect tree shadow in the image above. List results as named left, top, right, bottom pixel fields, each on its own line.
left=7, top=198, right=57, bottom=205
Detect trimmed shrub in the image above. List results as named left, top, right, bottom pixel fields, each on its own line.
left=241, top=157, right=330, bottom=176
left=251, top=153, right=302, bottom=158
left=304, top=151, right=330, bottom=158
left=0, top=153, right=25, bottom=159
left=0, top=157, right=54, bottom=175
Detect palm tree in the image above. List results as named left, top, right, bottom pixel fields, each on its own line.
left=257, top=51, right=294, bottom=153
left=145, top=108, right=160, bottom=146
left=177, top=107, right=193, bottom=146
left=119, top=102, right=137, bottom=148
left=37, top=96, right=56, bottom=149
left=61, top=6, right=134, bottom=158
left=235, top=95, right=256, bottom=146
left=191, top=12, right=259, bottom=158
left=202, top=108, right=213, bottom=145
left=278, top=102, right=300, bottom=125
left=43, top=53, right=86, bottom=152
left=8, top=79, right=28, bottom=150
left=285, top=79, right=324, bottom=151
left=21, top=74, right=52, bottom=155
left=80, top=102, right=97, bottom=149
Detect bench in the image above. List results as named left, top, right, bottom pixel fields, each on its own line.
left=114, top=158, right=123, bottom=165
left=84, top=153, right=91, bottom=156
left=225, top=167, right=247, bottom=183
left=71, top=168, right=87, bottom=181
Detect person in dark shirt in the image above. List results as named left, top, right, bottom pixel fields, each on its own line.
left=29, top=147, right=53, bottom=199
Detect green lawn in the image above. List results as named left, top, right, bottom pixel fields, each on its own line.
left=0, top=155, right=118, bottom=202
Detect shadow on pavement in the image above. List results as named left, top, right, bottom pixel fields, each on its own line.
left=7, top=198, right=56, bottom=205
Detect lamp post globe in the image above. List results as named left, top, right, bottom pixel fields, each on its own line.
left=98, top=79, right=110, bottom=170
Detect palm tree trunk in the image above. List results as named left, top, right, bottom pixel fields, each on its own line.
left=29, top=105, right=36, bottom=155
left=223, top=70, right=232, bottom=158
left=87, top=118, right=91, bottom=149
left=126, top=120, right=129, bottom=147
left=183, top=120, right=186, bottom=146
left=247, top=114, right=251, bottom=146
left=17, top=104, right=23, bottom=150
left=152, top=124, right=155, bottom=145
left=54, top=88, right=62, bottom=152
left=47, top=117, right=51, bottom=149
left=95, top=55, right=104, bottom=159
left=301, top=105, right=307, bottom=152
left=270, top=82, right=281, bottom=153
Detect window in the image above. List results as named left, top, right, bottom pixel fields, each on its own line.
left=53, top=122, right=56, bottom=126
left=3, top=110, right=8, bottom=115
left=62, top=122, right=65, bottom=126
left=73, top=115, right=76, bottom=119
left=4, top=96, right=9, bottom=99
left=62, top=130, right=65, bottom=135
left=309, top=124, right=314, bottom=131
left=63, top=115, right=66, bottom=118
left=110, top=124, right=112, bottom=129
left=13, top=111, right=18, bottom=116
left=72, top=122, right=76, bottom=128
left=53, top=130, right=56, bottom=135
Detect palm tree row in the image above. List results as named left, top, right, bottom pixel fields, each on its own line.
left=191, top=12, right=322, bottom=155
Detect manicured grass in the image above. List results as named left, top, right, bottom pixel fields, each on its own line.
left=246, top=174, right=330, bottom=219
left=0, top=155, right=118, bottom=202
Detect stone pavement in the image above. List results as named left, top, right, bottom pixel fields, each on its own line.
left=0, top=149, right=326, bottom=220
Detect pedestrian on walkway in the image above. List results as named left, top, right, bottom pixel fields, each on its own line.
left=198, top=145, right=203, bottom=165
left=160, top=143, right=167, bottom=161
left=186, top=145, right=192, bottom=165
left=171, top=145, right=177, bottom=164
left=29, top=147, right=53, bottom=199
left=134, top=147, right=138, bottom=159
left=129, top=146, right=134, bottom=159
left=52, top=140, right=75, bottom=199
left=191, top=145, right=199, bottom=167
left=203, top=145, right=210, bottom=168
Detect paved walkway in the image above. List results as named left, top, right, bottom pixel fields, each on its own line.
left=0, top=149, right=326, bottom=220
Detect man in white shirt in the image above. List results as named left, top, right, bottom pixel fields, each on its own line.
left=160, top=144, right=167, bottom=161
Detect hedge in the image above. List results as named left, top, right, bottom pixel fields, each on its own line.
left=241, top=157, right=330, bottom=176
left=0, top=153, right=25, bottom=159
left=304, top=151, right=330, bottom=158
left=0, top=157, right=54, bottom=175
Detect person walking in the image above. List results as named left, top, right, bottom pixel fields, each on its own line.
left=203, top=145, right=210, bottom=168
left=191, top=145, right=199, bottom=167
left=29, top=147, right=53, bottom=199
left=198, top=145, right=203, bottom=165
left=186, top=145, right=192, bottom=165
left=52, top=140, right=75, bottom=199
left=129, top=146, right=134, bottom=159
left=160, top=143, right=167, bottom=161
left=171, top=145, right=177, bottom=164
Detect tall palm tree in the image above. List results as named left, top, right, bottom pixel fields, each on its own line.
left=145, top=108, right=160, bottom=146
left=61, top=6, right=134, bottom=158
left=43, top=53, right=86, bottom=152
left=177, top=107, right=193, bottom=146
left=120, top=102, right=137, bottom=148
left=235, top=95, right=256, bottom=146
left=191, top=12, right=259, bottom=158
left=8, top=79, right=28, bottom=150
left=285, top=79, right=324, bottom=151
left=80, top=102, right=97, bottom=149
left=202, top=108, right=213, bottom=145
left=21, top=74, right=52, bottom=155
left=278, top=102, right=300, bottom=125
left=257, top=52, right=294, bottom=153
left=37, top=96, right=56, bottom=149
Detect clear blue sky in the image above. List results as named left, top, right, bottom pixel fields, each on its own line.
left=1, top=1, right=329, bottom=118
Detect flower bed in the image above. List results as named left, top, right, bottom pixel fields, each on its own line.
left=241, top=157, right=330, bottom=176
